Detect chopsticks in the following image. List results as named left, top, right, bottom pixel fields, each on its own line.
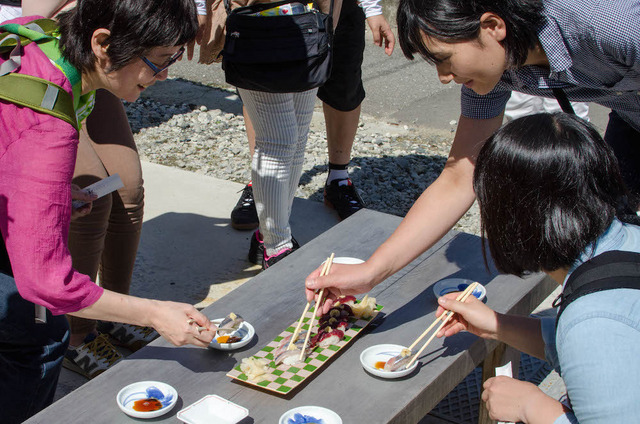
left=297, top=253, right=335, bottom=360
left=287, top=253, right=335, bottom=351
left=404, top=282, right=478, bottom=369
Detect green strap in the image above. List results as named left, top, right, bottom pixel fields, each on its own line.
left=0, top=19, right=82, bottom=109
left=0, top=20, right=54, bottom=43
left=0, top=73, right=79, bottom=131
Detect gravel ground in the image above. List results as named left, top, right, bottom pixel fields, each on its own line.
left=124, top=93, right=481, bottom=235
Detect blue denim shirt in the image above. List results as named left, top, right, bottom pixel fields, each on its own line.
left=541, top=219, right=640, bottom=423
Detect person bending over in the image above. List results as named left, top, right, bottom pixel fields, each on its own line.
left=0, top=1, right=215, bottom=421
left=438, top=113, right=640, bottom=423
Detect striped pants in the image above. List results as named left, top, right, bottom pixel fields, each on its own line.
left=239, top=88, right=317, bottom=256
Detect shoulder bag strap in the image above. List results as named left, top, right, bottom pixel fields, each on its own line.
left=551, top=87, right=575, bottom=115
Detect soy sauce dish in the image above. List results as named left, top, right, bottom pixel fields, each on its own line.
left=360, top=344, right=418, bottom=379
left=208, top=319, right=255, bottom=351
left=432, top=278, right=486, bottom=301
left=279, top=406, right=342, bottom=424
left=116, top=381, right=178, bottom=419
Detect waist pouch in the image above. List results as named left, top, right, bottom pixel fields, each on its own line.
left=553, top=250, right=640, bottom=326
left=222, top=0, right=333, bottom=93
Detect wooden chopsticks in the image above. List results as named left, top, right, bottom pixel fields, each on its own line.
left=297, top=253, right=335, bottom=360
left=287, top=253, right=335, bottom=352
left=404, top=282, right=478, bottom=369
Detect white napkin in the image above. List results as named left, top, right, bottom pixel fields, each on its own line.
left=494, top=361, right=514, bottom=424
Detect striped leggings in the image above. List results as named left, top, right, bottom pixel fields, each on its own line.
left=239, top=88, right=318, bottom=256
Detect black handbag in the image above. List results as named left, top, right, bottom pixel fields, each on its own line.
left=222, top=0, right=334, bottom=93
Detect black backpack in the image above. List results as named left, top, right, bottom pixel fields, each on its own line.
left=553, top=250, right=640, bottom=323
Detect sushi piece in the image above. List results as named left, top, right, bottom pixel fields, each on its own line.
left=334, top=295, right=356, bottom=307
left=217, top=312, right=244, bottom=335
left=216, top=325, right=249, bottom=344
left=310, top=328, right=344, bottom=348
left=272, top=331, right=308, bottom=358
left=274, top=348, right=307, bottom=366
left=384, top=348, right=413, bottom=372
left=336, top=320, right=349, bottom=332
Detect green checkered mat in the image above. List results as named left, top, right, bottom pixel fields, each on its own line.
left=227, top=303, right=383, bottom=395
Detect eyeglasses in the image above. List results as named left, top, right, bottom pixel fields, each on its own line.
left=140, top=46, right=185, bottom=76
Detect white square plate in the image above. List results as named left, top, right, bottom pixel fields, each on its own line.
left=177, top=395, right=248, bottom=424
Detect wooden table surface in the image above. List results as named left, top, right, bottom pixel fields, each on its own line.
left=27, top=209, right=556, bottom=424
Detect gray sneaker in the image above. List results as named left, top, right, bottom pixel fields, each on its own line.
left=98, top=321, right=159, bottom=352
left=63, top=333, right=122, bottom=379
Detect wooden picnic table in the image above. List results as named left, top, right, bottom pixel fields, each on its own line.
left=26, top=209, right=556, bottom=424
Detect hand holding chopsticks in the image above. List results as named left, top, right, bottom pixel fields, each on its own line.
left=298, top=253, right=335, bottom=360
left=288, top=253, right=335, bottom=352
left=404, top=282, right=478, bottom=369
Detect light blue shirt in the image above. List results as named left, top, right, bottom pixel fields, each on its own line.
left=541, top=219, right=640, bottom=423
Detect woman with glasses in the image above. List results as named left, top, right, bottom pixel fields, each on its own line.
left=11, top=1, right=189, bottom=381
left=0, top=1, right=215, bottom=422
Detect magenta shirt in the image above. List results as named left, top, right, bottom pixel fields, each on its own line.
left=0, top=16, right=103, bottom=315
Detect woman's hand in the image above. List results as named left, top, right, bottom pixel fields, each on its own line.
left=435, top=292, right=499, bottom=339
left=186, top=14, right=208, bottom=61
left=482, top=377, right=567, bottom=423
left=70, top=184, right=97, bottom=220
left=366, top=15, right=395, bottom=56
left=149, top=300, right=216, bottom=347
left=305, top=262, right=379, bottom=314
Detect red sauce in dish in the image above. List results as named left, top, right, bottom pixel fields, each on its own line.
left=132, top=398, right=163, bottom=412
left=375, top=361, right=386, bottom=370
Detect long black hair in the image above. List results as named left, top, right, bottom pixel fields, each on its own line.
left=57, top=0, right=198, bottom=72
left=473, top=113, right=627, bottom=276
left=397, top=0, right=545, bottom=68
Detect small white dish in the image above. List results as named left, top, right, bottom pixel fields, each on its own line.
left=209, top=319, right=255, bottom=350
left=325, top=257, right=364, bottom=265
left=432, top=278, right=486, bottom=301
left=279, top=406, right=342, bottom=424
left=116, top=381, right=178, bottom=419
left=177, top=394, right=249, bottom=424
left=360, top=344, right=418, bottom=379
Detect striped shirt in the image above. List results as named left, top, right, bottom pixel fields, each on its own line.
left=461, top=0, right=640, bottom=131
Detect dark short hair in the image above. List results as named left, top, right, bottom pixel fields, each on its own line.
left=57, top=0, right=198, bottom=73
left=473, top=113, right=627, bottom=276
left=397, top=0, right=545, bottom=68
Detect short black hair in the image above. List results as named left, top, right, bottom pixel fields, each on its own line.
left=57, top=0, right=198, bottom=72
left=473, top=113, right=627, bottom=276
left=397, top=0, right=545, bottom=68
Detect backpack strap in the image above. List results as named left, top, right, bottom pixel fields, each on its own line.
left=0, top=73, right=78, bottom=129
left=0, top=19, right=79, bottom=130
left=553, top=250, right=640, bottom=324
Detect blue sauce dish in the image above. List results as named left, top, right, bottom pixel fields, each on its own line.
left=288, top=412, right=324, bottom=424
left=117, top=381, right=178, bottom=419
left=279, top=406, right=342, bottom=424
left=432, top=278, right=486, bottom=301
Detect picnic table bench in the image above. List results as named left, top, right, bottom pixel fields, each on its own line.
left=26, top=208, right=556, bottom=424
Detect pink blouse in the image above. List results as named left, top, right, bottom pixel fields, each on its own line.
left=0, top=16, right=103, bottom=315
